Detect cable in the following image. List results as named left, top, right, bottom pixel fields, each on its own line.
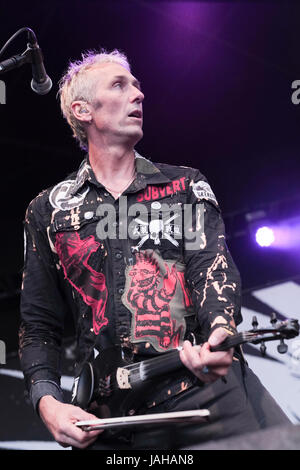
left=0, top=27, right=36, bottom=59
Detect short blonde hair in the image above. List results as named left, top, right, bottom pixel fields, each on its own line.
left=58, top=49, right=131, bottom=150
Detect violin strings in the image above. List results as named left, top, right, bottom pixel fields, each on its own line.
left=96, top=331, right=281, bottom=395
left=124, top=350, right=179, bottom=373
left=111, top=332, right=253, bottom=378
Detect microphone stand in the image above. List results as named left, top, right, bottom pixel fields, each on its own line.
left=0, top=27, right=39, bottom=76
left=0, top=47, right=32, bottom=75
left=0, top=28, right=52, bottom=95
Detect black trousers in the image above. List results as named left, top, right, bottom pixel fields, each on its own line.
left=80, top=360, right=290, bottom=450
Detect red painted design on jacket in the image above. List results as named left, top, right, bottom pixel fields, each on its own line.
left=126, top=252, right=182, bottom=349
left=55, top=232, right=108, bottom=335
left=136, top=177, right=186, bottom=202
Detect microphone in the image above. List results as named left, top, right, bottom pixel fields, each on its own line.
left=28, top=39, right=52, bottom=95
left=0, top=28, right=52, bottom=95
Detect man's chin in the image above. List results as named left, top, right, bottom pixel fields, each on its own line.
left=113, top=128, right=143, bottom=148
left=126, top=129, right=144, bottom=146
left=135, top=129, right=143, bottom=142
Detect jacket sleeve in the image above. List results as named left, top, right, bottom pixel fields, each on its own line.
left=183, top=170, right=242, bottom=341
left=19, top=196, right=68, bottom=412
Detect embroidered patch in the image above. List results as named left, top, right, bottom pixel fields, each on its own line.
left=136, top=178, right=186, bottom=202
left=49, top=180, right=89, bottom=211
left=192, top=180, right=218, bottom=205
left=131, top=211, right=181, bottom=251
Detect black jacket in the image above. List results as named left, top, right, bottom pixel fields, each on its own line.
left=19, top=151, right=242, bottom=411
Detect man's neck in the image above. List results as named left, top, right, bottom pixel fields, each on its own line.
left=89, top=143, right=134, bottom=180
left=88, top=143, right=136, bottom=185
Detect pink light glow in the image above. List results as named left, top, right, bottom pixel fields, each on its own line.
left=255, top=216, right=300, bottom=249
left=271, top=217, right=300, bottom=249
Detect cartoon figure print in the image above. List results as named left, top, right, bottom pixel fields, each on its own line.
left=123, top=251, right=191, bottom=351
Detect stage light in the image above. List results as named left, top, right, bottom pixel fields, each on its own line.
left=228, top=199, right=300, bottom=251
left=269, top=216, right=300, bottom=249
left=255, top=226, right=275, bottom=247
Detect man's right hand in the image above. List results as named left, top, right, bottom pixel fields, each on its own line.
left=38, top=395, right=104, bottom=449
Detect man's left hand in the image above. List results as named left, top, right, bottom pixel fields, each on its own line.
left=179, top=328, right=234, bottom=383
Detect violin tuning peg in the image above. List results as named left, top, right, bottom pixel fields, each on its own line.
left=270, top=313, right=277, bottom=326
left=252, top=316, right=258, bottom=330
left=277, top=339, right=288, bottom=354
left=260, top=341, right=266, bottom=356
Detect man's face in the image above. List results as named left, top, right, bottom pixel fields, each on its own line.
left=87, top=62, right=144, bottom=146
left=129, top=262, right=160, bottom=292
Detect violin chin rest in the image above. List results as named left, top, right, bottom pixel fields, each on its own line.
left=73, top=362, right=94, bottom=409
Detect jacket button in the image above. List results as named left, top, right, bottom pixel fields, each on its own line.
left=84, top=211, right=94, bottom=220
left=118, top=288, right=124, bottom=295
left=115, top=252, right=122, bottom=259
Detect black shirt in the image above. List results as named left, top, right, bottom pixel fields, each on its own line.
left=19, top=151, right=242, bottom=411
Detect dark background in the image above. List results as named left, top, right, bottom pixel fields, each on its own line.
left=1, top=0, right=300, bottom=353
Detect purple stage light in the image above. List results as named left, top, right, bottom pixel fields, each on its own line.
left=271, top=217, right=300, bottom=249
left=255, top=226, right=275, bottom=247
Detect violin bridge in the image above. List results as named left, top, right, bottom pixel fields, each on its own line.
left=116, top=367, right=132, bottom=389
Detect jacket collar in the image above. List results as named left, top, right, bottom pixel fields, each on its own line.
left=70, top=150, right=171, bottom=196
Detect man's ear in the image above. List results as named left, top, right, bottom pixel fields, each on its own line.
left=71, top=101, right=92, bottom=122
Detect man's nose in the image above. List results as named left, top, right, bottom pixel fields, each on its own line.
left=130, top=86, right=144, bottom=103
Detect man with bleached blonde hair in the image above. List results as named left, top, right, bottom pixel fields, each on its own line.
left=19, top=48, right=290, bottom=450
left=58, top=49, right=131, bottom=151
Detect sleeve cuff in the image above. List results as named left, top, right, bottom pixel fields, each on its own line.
left=30, top=380, right=64, bottom=414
